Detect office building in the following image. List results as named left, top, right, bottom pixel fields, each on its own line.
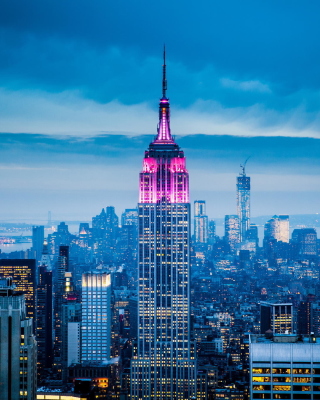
left=297, top=297, right=314, bottom=335
left=81, top=272, right=111, bottom=362
left=92, top=207, right=119, bottom=263
left=47, top=222, right=73, bottom=260
left=0, top=259, right=36, bottom=321
left=31, top=225, right=45, bottom=264
left=0, top=278, right=37, bottom=400
left=292, top=228, right=317, bottom=258
left=62, top=299, right=81, bottom=381
left=237, top=164, right=250, bottom=243
left=250, top=334, right=320, bottom=400
left=53, top=245, right=70, bottom=379
left=131, top=53, right=197, bottom=399
left=247, top=223, right=259, bottom=248
left=121, top=208, right=138, bottom=226
left=36, top=262, right=53, bottom=382
left=260, top=301, right=293, bottom=334
left=225, top=215, right=240, bottom=253
left=264, top=215, right=289, bottom=243
left=194, top=200, right=209, bottom=244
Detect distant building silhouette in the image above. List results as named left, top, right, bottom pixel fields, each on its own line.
left=237, top=164, right=250, bottom=242
left=194, top=200, right=209, bottom=244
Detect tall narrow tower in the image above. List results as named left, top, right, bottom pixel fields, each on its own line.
left=194, top=200, right=209, bottom=244
left=237, top=162, right=250, bottom=243
left=131, top=51, right=197, bottom=399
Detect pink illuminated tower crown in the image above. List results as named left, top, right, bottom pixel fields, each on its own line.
left=139, top=48, right=189, bottom=204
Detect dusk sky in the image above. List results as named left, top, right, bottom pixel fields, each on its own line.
left=1, top=1, right=320, bottom=223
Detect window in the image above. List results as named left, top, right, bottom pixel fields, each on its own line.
left=273, top=386, right=290, bottom=391
left=253, top=368, right=271, bottom=374
left=253, top=377, right=271, bottom=382
left=253, top=385, right=271, bottom=391
left=273, top=369, right=291, bottom=375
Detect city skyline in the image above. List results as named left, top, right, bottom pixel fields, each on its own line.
left=1, top=2, right=320, bottom=399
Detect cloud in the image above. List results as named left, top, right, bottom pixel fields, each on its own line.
left=1, top=88, right=320, bottom=140
left=220, top=78, right=271, bottom=93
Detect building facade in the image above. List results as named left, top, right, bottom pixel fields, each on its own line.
left=260, top=302, right=293, bottom=334
left=264, top=215, right=290, bottom=244
left=0, top=259, right=36, bottom=322
left=194, top=200, right=209, bottom=244
left=130, top=54, right=197, bottom=399
left=81, top=272, right=111, bottom=362
left=225, top=215, right=240, bottom=253
left=250, top=334, right=320, bottom=400
left=0, top=278, right=37, bottom=400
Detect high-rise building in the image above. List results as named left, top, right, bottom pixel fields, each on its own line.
left=292, top=228, right=317, bottom=258
left=62, top=298, right=81, bottom=379
left=130, top=52, right=198, bottom=399
left=121, top=208, right=138, bottom=226
left=250, top=334, right=320, bottom=400
left=0, top=277, right=37, bottom=400
left=297, top=296, right=315, bottom=335
left=260, top=301, right=293, bottom=334
left=31, top=225, right=45, bottom=264
left=0, top=259, right=36, bottom=322
left=264, top=215, right=289, bottom=243
left=194, top=200, right=209, bottom=244
left=246, top=223, right=259, bottom=248
left=237, top=164, right=250, bottom=243
left=48, top=222, right=73, bottom=260
left=81, top=272, right=111, bottom=362
left=92, top=207, right=119, bottom=263
left=53, top=245, right=70, bottom=379
left=36, top=249, right=53, bottom=382
left=224, top=215, right=240, bottom=253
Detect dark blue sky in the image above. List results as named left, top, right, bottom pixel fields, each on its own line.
left=0, top=1, right=320, bottom=221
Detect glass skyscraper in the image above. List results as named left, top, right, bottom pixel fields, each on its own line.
left=81, top=272, right=111, bottom=362
left=131, top=53, right=197, bottom=399
left=237, top=165, right=250, bottom=243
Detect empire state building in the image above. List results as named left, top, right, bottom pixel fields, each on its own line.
left=130, top=52, right=197, bottom=399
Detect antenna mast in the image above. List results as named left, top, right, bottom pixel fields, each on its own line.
left=162, top=45, right=167, bottom=98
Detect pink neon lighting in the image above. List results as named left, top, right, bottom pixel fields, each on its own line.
left=153, top=99, right=175, bottom=143
left=139, top=155, right=189, bottom=203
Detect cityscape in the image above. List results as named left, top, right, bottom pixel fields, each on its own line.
left=1, top=1, right=320, bottom=400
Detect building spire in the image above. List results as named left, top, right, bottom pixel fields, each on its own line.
left=152, top=47, right=175, bottom=144
left=162, top=45, right=167, bottom=98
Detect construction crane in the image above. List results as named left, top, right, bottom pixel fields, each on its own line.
left=240, top=156, right=251, bottom=176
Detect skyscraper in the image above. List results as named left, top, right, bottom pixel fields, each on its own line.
left=260, top=301, right=293, bottom=334
left=81, top=272, right=111, bottom=362
left=53, top=245, right=69, bottom=379
left=264, top=215, right=289, bottom=243
left=0, top=259, right=36, bottom=322
left=292, top=228, right=317, bottom=258
left=194, top=200, right=209, bottom=244
left=131, top=51, right=197, bottom=399
left=237, top=163, right=250, bottom=243
left=224, top=215, right=240, bottom=253
left=36, top=246, right=53, bottom=382
left=0, top=277, right=37, bottom=400
left=31, top=225, right=45, bottom=264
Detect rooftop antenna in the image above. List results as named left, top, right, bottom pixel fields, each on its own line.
left=162, top=45, right=167, bottom=98
left=240, top=157, right=251, bottom=176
